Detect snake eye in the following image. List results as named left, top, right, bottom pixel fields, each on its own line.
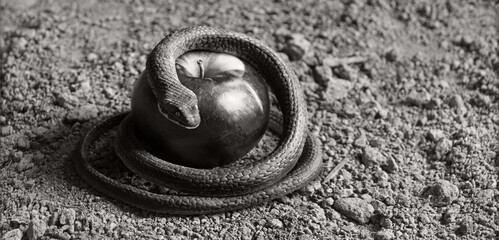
left=175, top=111, right=181, bottom=117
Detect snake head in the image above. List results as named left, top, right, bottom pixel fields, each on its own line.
left=158, top=101, right=200, bottom=129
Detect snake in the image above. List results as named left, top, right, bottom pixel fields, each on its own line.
left=74, top=26, right=324, bottom=214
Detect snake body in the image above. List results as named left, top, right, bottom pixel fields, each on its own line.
left=74, top=26, right=324, bottom=214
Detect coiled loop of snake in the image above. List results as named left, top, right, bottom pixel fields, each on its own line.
left=117, top=26, right=309, bottom=195
left=74, top=26, right=323, bottom=214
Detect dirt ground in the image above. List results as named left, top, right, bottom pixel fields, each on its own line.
left=1, top=0, right=498, bottom=239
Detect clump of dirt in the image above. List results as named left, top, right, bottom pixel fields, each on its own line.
left=1, top=0, right=497, bottom=239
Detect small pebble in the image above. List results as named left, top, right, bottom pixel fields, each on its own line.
left=1, top=126, right=14, bottom=136
left=385, top=48, right=399, bottom=62
left=33, top=127, right=48, bottom=137
left=312, top=65, right=333, bottom=88
left=267, top=218, right=283, bottom=228
left=104, top=88, right=116, bottom=99
left=376, top=107, right=388, bottom=119
left=448, top=94, right=467, bottom=114
left=333, top=64, right=356, bottom=81
left=374, top=229, right=395, bottom=240
left=16, top=136, right=30, bottom=150
left=456, top=220, right=474, bottom=235
left=59, top=208, right=76, bottom=226
left=421, top=180, right=459, bottom=206
left=2, top=229, right=23, bottom=240
left=301, top=180, right=322, bottom=195
left=353, top=133, right=368, bottom=148
left=379, top=217, right=393, bottom=229
left=86, top=52, right=98, bottom=61
left=442, top=204, right=460, bottom=223
left=333, top=198, right=374, bottom=224
left=113, top=61, right=124, bottom=71
left=434, top=138, right=452, bottom=160
left=55, top=92, right=79, bottom=108
left=17, top=154, right=34, bottom=172
left=88, top=214, right=103, bottom=234
left=282, top=33, right=311, bottom=60
left=361, top=147, right=386, bottom=166
left=406, top=89, right=431, bottom=107
left=458, top=35, right=474, bottom=48
left=477, top=189, right=495, bottom=202
left=383, top=155, right=399, bottom=173
left=79, top=81, right=92, bottom=93
left=14, top=37, right=28, bottom=50
left=322, top=197, right=335, bottom=208
left=27, top=219, right=47, bottom=240
left=309, top=205, right=327, bottom=221
left=64, top=104, right=99, bottom=124
left=326, top=209, right=342, bottom=220
left=427, top=129, right=445, bottom=142
left=240, top=226, right=252, bottom=240
left=322, top=78, right=353, bottom=101
left=425, top=98, right=442, bottom=109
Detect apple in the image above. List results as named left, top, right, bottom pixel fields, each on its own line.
left=131, top=51, right=270, bottom=168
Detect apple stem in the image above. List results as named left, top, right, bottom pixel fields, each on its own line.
left=197, top=59, right=205, bottom=78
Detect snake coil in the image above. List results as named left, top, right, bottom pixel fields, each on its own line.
left=74, top=26, right=323, bottom=214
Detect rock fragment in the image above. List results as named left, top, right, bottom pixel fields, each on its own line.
left=353, top=133, right=368, bottom=148
left=456, top=219, right=474, bottom=235
left=86, top=52, right=98, bottom=62
left=79, top=80, right=92, bottom=93
left=13, top=37, right=28, bottom=50
left=55, top=92, right=79, bottom=108
left=27, top=219, right=47, bottom=240
left=103, top=87, right=116, bottom=99
left=361, top=147, right=386, bottom=166
left=59, top=208, right=76, bottom=226
left=421, top=180, right=459, bottom=206
left=442, top=204, right=460, bottom=223
left=434, top=138, right=452, bottom=160
left=427, top=129, right=445, bottom=142
left=322, top=78, right=353, bottom=101
left=17, top=154, right=34, bottom=172
left=448, top=94, right=467, bottom=114
left=333, top=198, right=374, bottom=224
left=267, top=218, right=283, bottom=228
left=16, top=136, right=30, bottom=150
left=282, top=33, right=311, bottom=61
left=385, top=48, right=399, bottom=62
left=64, top=104, right=99, bottom=124
left=2, top=229, right=23, bottom=240
left=374, top=229, right=395, bottom=240
left=425, top=97, right=442, bottom=109
left=406, top=89, right=431, bottom=107
left=312, top=65, right=333, bottom=87
left=1, top=126, right=14, bottom=136
left=383, top=155, right=399, bottom=173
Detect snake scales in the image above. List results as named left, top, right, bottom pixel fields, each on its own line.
left=75, top=26, right=323, bottom=214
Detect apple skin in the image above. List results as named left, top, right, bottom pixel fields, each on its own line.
left=131, top=51, right=270, bottom=169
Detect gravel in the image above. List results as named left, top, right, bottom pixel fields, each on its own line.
left=1, top=0, right=497, bottom=239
